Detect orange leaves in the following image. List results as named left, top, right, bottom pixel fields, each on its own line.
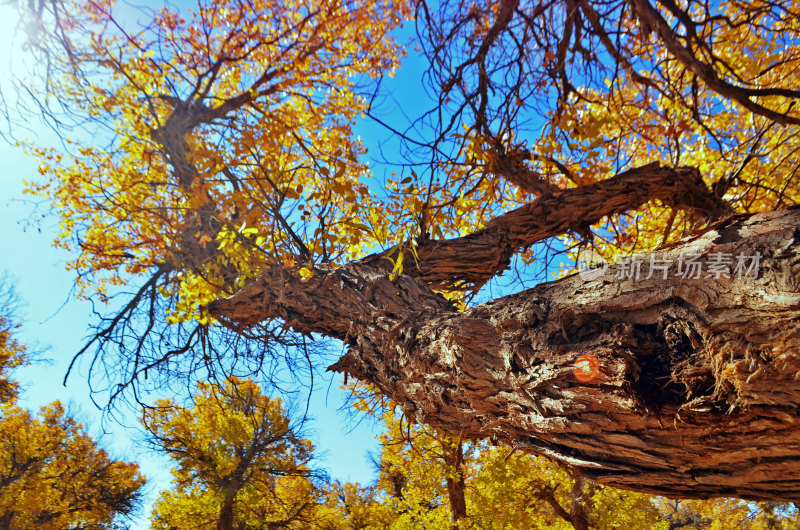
left=27, top=0, right=800, bottom=328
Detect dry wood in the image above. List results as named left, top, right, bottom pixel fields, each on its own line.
left=211, top=205, right=800, bottom=501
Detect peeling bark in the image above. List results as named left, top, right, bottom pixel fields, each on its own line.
left=211, top=206, right=800, bottom=501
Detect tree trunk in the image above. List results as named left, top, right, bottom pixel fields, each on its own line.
left=443, top=438, right=467, bottom=527
left=217, top=494, right=235, bottom=530
left=210, top=207, right=800, bottom=501
left=530, top=474, right=591, bottom=530
left=567, top=473, right=592, bottom=530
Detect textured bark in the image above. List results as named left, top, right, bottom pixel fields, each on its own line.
left=370, top=162, right=722, bottom=291
left=211, top=206, right=800, bottom=501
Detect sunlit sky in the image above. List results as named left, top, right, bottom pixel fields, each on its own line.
left=0, top=0, right=576, bottom=525
left=0, top=2, right=426, bottom=527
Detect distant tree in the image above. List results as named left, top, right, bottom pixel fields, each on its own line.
left=0, top=278, right=27, bottom=404
left=0, top=402, right=145, bottom=529
left=144, top=377, right=323, bottom=530
left=316, top=480, right=397, bottom=530
left=656, top=498, right=800, bottom=530
left=371, top=404, right=471, bottom=529
left=0, top=285, right=144, bottom=529
left=467, top=446, right=663, bottom=530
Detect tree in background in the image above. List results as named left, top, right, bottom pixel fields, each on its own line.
left=656, top=498, right=800, bottom=530
left=0, top=403, right=145, bottom=529
left=363, top=397, right=661, bottom=529
left=467, top=446, right=663, bottom=530
left=144, top=377, right=323, bottom=530
left=316, top=481, right=397, bottom=530
left=0, top=277, right=27, bottom=404
left=0, top=282, right=144, bottom=529
left=372, top=405, right=471, bottom=528
left=10, top=0, right=800, bottom=501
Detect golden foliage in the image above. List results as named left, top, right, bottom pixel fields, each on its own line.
left=144, top=377, right=322, bottom=529
left=0, top=402, right=144, bottom=529
left=0, top=315, right=27, bottom=404
left=0, top=298, right=144, bottom=529
left=25, top=0, right=409, bottom=319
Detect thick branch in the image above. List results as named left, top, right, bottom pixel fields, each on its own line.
left=405, top=162, right=721, bottom=290
left=212, top=162, right=719, bottom=327
left=211, top=207, right=800, bottom=500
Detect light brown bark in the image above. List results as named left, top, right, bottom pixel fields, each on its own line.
left=210, top=197, right=800, bottom=500
left=391, top=162, right=721, bottom=291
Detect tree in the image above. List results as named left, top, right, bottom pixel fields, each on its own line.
left=0, top=277, right=28, bottom=404
left=316, top=480, right=397, bottom=530
left=144, top=377, right=323, bottom=530
left=0, top=286, right=144, bottom=529
left=371, top=405, right=471, bottom=528
left=0, top=402, right=145, bottom=529
left=467, top=446, right=663, bottom=530
left=14, top=0, right=800, bottom=501
left=656, top=498, right=800, bottom=530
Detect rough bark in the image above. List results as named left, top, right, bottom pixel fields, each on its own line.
left=210, top=205, right=800, bottom=501
left=370, top=162, right=722, bottom=291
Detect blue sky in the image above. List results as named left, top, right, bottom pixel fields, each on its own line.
left=0, top=130, right=386, bottom=526
left=0, top=2, right=560, bottom=527
left=0, top=140, right=391, bottom=527
left=0, top=2, right=401, bottom=527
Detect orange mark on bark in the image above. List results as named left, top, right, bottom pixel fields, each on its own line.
left=573, top=354, right=599, bottom=383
